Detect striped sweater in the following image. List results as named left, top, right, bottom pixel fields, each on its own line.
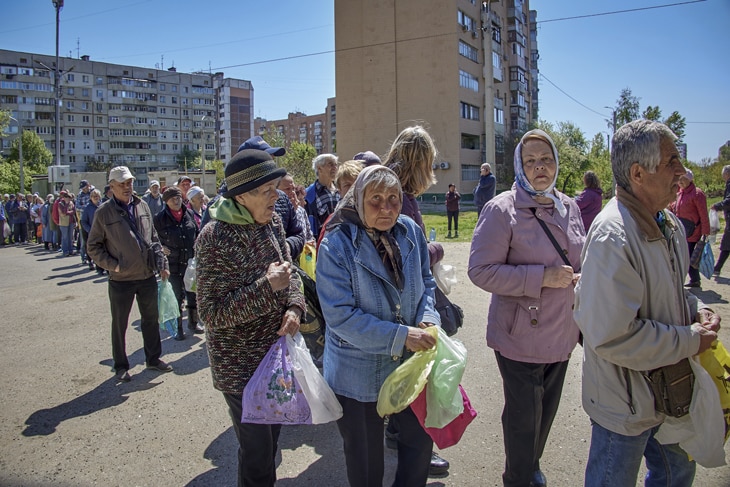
left=195, top=213, right=306, bottom=393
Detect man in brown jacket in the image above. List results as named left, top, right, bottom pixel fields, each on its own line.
left=87, top=166, right=173, bottom=382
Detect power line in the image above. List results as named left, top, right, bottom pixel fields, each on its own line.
left=538, top=72, right=609, bottom=118
left=537, top=0, right=706, bottom=24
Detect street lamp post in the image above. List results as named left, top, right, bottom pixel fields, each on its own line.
left=9, top=117, right=24, bottom=193
left=52, top=0, right=64, bottom=167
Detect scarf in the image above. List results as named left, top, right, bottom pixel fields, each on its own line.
left=513, top=129, right=567, bottom=217
left=208, top=196, right=255, bottom=225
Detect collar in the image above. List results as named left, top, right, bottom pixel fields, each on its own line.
left=615, top=186, right=676, bottom=242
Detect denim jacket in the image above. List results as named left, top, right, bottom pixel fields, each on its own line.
left=316, top=215, right=440, bottom=402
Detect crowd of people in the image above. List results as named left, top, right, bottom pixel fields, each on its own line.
left=2, top=121, right=727, bottom=487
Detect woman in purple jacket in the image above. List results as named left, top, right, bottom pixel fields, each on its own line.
left=574, top=171, right=603, bottom=232
left=468, top=129, right=585, bottom=487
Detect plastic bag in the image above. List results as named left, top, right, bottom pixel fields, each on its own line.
left=700, top=242, right=715, bottom=280
left=699, top=340, right=730, bottom=444
left=183, top=257, right=197, bottom=292
left=377, top=326, right=438, bottom=417
left=654, top=355, right=726, bottom=467
left=2, top=221, right=10, bottom=239
left=299, top=242, right=317, bottom=281
left=433, top=262, right=457, bottom=295
left=710, top=209, right=720, bottom=234
left=425, top=328, right=467, bottom=428
left=412, top=384, right=477, bottom=449
left=242, top=336, right=312, bottom=424
left=158, top=280, right=181, bottom=338
left=286, top=332, right=342, bottom=424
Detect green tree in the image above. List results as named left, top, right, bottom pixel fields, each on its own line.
left=663, top=111, right=686, bottom=143
left=280, top=141, right=317, bottom=185
left=7, top=130, right=53, bottom=173
left=85, top=157, right=113, bottom=173
left=614, top=88, right=641, bottom=128
left=176, top=147, right=201, bottom=171
left=642, top=105, right=662, bottom=121
left=209, top=158, right=225, bottom=190
left=536, top=120, right=589, bottom=196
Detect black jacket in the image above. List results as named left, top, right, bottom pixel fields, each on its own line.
left=154, top=206, right=199, bottom=273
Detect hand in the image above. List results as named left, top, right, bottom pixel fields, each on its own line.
left=572, top=273, right=582, bottom=286
left=277, top=306, right=301, bottom=336
left=266, top=261, right=291, bottom=291
left=160, top=269, right=170, bottom=280
left=696, top=308, right=721, bottom=333
left=162, top=245, right=171, bottom=256
left=405, top=327, right=437, bottom=353
left=542, top=265, right=574, bottom=288
left=692, top=323, right=718, bottom=355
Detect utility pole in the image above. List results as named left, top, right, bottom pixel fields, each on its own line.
left=52, top=0, right=64, bottom=167
left=10, top=117, right=24, bottom=192
left=481, top=1, right=497, bottom=183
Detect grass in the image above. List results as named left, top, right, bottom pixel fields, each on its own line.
left=422, top=211, right=479, bottom=243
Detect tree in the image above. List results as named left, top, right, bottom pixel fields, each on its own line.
left=7, top=130, right=53, bottom=173
left=85, top=157, right=113, bottom=173
left=614, top=88, right=641, bottom=128
left=209, top=159, right=225, bottom=190
left=280, top=141, right=317, bottom=185
left=642, top=105, right=662, bottom=121
left=663, top=111, right=686, bottom=143
left=176, top=148, right=201, bottom=171
left=536, top=120, right=589, bottom=196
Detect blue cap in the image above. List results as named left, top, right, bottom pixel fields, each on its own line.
left=237, top=136, right=285, bottom=157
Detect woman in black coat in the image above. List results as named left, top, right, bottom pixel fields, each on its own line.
left=711, top=165, right=730, bottom=276
left=154, top=186, right=202, bottom=339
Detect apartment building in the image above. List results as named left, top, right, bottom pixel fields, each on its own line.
left=255, top=109, right=332, bottom=155
left=0, top=49, right=253, bottom=192
left=335, top=0, right=538, bottom=193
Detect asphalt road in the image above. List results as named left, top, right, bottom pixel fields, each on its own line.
left=1, top=241, right=729, bottom=486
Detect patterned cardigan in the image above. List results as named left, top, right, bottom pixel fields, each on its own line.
left=195, top=213, right=306, bottom=394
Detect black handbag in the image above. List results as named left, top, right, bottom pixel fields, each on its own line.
left=434, top=286, right=464, bottom=336
left=643, top=358, right=694, bottom=418
left=689, top=236, right=707, bottom=270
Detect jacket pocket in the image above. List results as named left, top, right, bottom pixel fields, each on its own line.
left=508, top=298, right=541, bottom=337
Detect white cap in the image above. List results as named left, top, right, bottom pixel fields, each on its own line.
left=109, top=166, right=135, bottom=183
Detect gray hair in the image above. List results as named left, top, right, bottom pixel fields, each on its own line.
left=481, top=163, right=491, bottom=172
left=722, top=165, right=730, bottom=178
left=612, top=119, right=677, bottom=191
left=90, top=189, right=102, bottom=199
left=312, top=153, right=338, bottom=173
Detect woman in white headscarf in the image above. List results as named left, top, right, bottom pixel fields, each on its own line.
left=468, top=129, right=585, bottom=487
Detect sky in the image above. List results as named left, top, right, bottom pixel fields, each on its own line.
left=1, top=0, right=728, bottom=163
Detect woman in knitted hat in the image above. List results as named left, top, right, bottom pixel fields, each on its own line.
left=154, top=186, right=201, bottom=339
left=468, top=129, right=585, bottom=487
left=195, top=149, right=305, bottom=485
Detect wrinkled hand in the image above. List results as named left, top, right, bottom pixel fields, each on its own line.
left=697, top=308, right=721, bottom=333
left=405, top=325, right=437, bottom=353
left=693, top=323, right=718, bottom=355
left=278, top=306, right=301, bottom=336
left=542, top=265, right=574, bottom=288
left=266, top=261, right=291, bottom=291
left=160, top=269, right=170, bottom=280
left=572, top=273, right=582, bottom=286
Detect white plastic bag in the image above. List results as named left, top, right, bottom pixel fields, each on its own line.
left=433, top=262, right=458, bottom=295
left=709, top=209, right=720, bottom=234
left=654, top=356, right=726, bottom=468
left=286, top=332, right=342, bottom=424
left=183, top=257, right=196, bottom=292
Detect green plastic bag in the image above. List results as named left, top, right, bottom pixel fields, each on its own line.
left=377, top=326, right=438, bottom=417
left=158, top=279, right=180, bottom=337
left=425, top=327, right=467, bottom=428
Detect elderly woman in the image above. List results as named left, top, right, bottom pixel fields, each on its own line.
left=574, top=170, right=603, bottom=232
left=154, top=186, right=201, bottom=339
left=186, top=185, right=206, bottom=228
left=195, top=149, right=305, bottom=486
left=41, top=194, right=56, bottom=251
left=669, top=169, right=710, bottom=287
left=317, top=165, right=439, bottom=487
left=468, top=129, right=585, bottom=487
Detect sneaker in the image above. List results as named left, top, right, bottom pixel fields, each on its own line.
left=146, top=360, right=173, bottom=372
left=116, top=369, right=131, bottom=382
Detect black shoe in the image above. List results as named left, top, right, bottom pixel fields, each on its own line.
left=684, top=281, right=701, bottom=288
left=116, top=369, right=131, bottom=382
left=174, top=332, right=186, bottom=341
left=429, top=451, right=449, bottom=476
left=530, top=469, right=547, bottom=487
left=146, top=360, right=173, bottom=372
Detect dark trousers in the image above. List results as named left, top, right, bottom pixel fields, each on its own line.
left=169, top=268, right=196, bottom=314
left=223, top=392, right=281, bottom=487
left=716, top=250, right=730, bottom=273
left=687, top=241, right=701, bottom=283
left=336, top=394, right=431, bottom=487
left=108, top=276, right=162, bottom=371
left=447, top=210, right=459, bottom=233
left=495, top=352, right=569, bottom=487
left=14, top=222, right=27, bottom=243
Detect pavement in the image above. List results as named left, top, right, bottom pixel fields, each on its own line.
left=1, top=241, right=729, bottom=486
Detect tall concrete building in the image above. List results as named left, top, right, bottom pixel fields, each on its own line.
left=335, top=0, right=538, bottom=194
left=255, top=109, right=332, bottom=155
left=0, top=49, right=253, bottom=192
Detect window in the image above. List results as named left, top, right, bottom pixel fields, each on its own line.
left=457, top=10, right=475, bottom=31
left=83, top=142, right=91, bottom=150
left=82, top=75, right=89, bottom=83
left=460, top=102, right=480, bottom=121
left=171, top=85, right=177, bottom=92
left=494, top=107, right=504, bottom=124
left=97, top=143, right=103, bottom=151
left=67, top=74, right=75, bottom=82
left=67, top=115, right=75, bottom=122
left=160, top=84, right=166, bottom=91
left=160, top=96, right=166, bottom=103
left=512, top=43, right=524, bottom=57
left=68, top=142, right=76, bottom=149
left=69, top=156, right=76, bottom=163
left=96, top=103, right=103, bottom=111
left=459, top=70, right=479, bottom=92
left=81, top=102, right=88, bottom=110
left=458, top=41, right=478, bottom=63
left=172, top=96, right=177, bottom=104
left=82, top=129, right=90, bottom=136
left=68, top=128, right=75, bottom=136
left=461, top=164, right=481, bottom=181
left=82, top=115, right=89, bottom=123
left=159, top=107, right=166, bottom=114
left=67, top=87, right=74, bottom=95
left=461, top=133, right=480, bottom=150
left=66, top=101, right=74, bottom=109
left=97, top=129, right=104, bottom=137
left=82, top=88, right=89, bottom=97
left=97, top=116, right=103, bottom=124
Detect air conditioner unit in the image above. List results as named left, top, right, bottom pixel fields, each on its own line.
left=48, top=165, right=71, bottom=183
left=432, top=162, right=439, bottom=170
left=461, top=24, right=468, bottom=32
left=440, top=162, right=450, bottom=170
left=472, top=31, right=479, bottom=39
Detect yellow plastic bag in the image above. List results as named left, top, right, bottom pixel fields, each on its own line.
left=699, top=340, right=730, bottom=443
left=377, top=326, right=438, bottom=417
left=299, top=242, right=317, bottom=281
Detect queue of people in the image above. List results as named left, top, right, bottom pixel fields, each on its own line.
left=3, top=120, right=726, bottom=487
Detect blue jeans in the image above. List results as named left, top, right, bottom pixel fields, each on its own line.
left=585, top=422, right=695, bottom=487
left=60, top=224, right=73, bottom=255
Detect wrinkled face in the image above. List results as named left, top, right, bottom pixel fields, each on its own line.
left=677, top=175, right=691, bottom=189
left=337, top=177, right=356, bottom=197
left=641, top=137, right=684, bottom=213
left=190, top=193, right=204, bottom=208
left=179, top=179, right=191, bottom=196
left=150, top=184, right=160, bottom=196
left=166, top=195, right=183, bottom=211
left=362, top=183, right=402, bottom=232
left=521, top=139, right=557, bottom=192
left=278, top=175, right=297, bottom=207
left=110, top=179, right=134, bottom=202
left=318, top=159, right=338, bottom=184
left=235, top=179, right=281, bottom=224
left=90, top=193, right=101, bottom=205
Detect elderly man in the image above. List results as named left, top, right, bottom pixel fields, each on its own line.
left=574, top=120, right=720, bottom=486
left=142, top=179, right=164, bottom=216
left=87, top=166, right=173, bottom=382
left=473, top=162, right=496, bottom=216
left=305, top=153, right=339, bottom=240
left=76, top=180, right=94, bottom=263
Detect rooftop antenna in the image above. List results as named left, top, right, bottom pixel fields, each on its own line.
left=76, top=37, right=80, bottom=58
left=161, top=54, right=164, bottom=71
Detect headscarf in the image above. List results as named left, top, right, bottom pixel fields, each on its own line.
left=327, top=165, right=405, bottom=291
left=513, top=129, right=567, bottom=217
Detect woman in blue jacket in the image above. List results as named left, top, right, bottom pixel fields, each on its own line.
left=317, top=165, right=439, bottom=487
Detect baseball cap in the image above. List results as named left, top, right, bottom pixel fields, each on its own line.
left=108, top=166, right=135, bottom=183
left=237, top=136, right=286, bottom=157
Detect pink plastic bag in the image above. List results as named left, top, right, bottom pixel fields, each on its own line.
left=411, top=384, right=477, bottom=449
left=241, top=336, right=312, bottom=424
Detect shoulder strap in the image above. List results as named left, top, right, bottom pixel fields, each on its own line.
left=530, top=207, right=571, bottom=268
